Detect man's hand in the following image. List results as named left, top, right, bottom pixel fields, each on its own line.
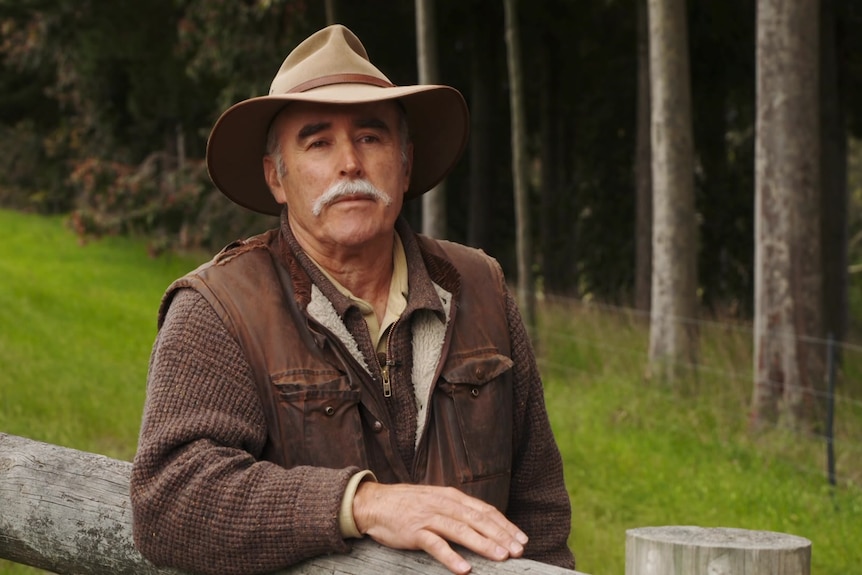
left=352, top=482, right=529, bottom=575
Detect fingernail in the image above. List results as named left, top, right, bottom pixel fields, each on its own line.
left=516, top=531, right=529, bottom=545
left=509, top=541, right=524, bottom=555
left=495, top=545, right=510, bottom=560
left=456, top=559, right=472, bottom=573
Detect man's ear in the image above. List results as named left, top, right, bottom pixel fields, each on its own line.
left=263, top=155, right=287, bottom=204
left=403, top=142, right=414, bottom=188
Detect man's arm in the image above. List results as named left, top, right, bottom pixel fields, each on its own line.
left=504, top=286, right=576, bottom=569
left=130, top=288, right=355, bottom=575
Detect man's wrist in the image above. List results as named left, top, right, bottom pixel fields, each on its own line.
left=338, top=470, right=377, bottom=538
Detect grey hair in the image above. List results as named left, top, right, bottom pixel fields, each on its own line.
left=264, top=103, right=411, bottom=179
left=265, top=117, right=287, bottom=178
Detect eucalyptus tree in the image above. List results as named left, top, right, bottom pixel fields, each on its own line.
left=753, top=0, right=822, bottom=429
left=503, top=0, right=535, bottom=331
left=646, top=0, right=699, bottom=382
left=415, top=0, right=447, bottom=239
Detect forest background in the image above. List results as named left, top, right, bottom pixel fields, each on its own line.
left=2, top=0, right=860, bottom=320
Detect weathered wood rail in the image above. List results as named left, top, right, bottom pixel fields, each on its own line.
left=0, top=432, right=584, bottom=574
left=0, top=432, right=812, bottom=574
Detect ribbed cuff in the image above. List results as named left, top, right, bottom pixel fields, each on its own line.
left=338, top=470, right=377, bottom=538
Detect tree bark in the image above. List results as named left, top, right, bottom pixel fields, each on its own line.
left=416, top=0, right=447, bottom=239
left=325, top=0, right=338, bottom=25
left=503, top=0, right=535, bottom=332
left=647, top=0, right=698, bottom=382
left=635, top=0, right=653, bottom=314
left=753, top=0, right=822, bottom=429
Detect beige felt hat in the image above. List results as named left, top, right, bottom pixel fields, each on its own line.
left=206, top=24, right=470, bottom=216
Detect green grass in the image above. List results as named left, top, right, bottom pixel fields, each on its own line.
left=2, top=210, right=861, bottom=574
left=538, top=300, right=862, bottom=575
left=0, top=210, right=205, bottom=460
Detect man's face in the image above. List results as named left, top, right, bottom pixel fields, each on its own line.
left=264, top=100, right=413, bottom=256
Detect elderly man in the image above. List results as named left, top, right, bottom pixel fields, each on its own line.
left=130, top=24, right=573, bottom=575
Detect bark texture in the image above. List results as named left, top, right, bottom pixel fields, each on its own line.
left=753, top=0, right=823, bottom=429
left=416, top=0, right=447, bottom=239
left=647, top=0, right=699, bottom=381
left=503, top=0, right=536, bottom=331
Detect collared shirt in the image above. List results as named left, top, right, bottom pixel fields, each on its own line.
left=310, top=232, right=408, bottom=352
left=308, top=232, right=408, bottom=539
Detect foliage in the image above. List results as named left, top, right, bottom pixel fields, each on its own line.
left=66, top=152, right=277, bottom=254
left=0, top=0, right=298, bottom=246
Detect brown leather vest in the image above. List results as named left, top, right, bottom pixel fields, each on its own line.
left=161, top=229, right=514, bottom=511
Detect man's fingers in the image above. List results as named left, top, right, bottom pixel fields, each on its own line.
left=353, top=482, right=528, bottom=572
left=429, top=510, right=515, bottom=562
left=440, top=490, right=527, bottom=557
left=417, top=531, right=473, bottom=575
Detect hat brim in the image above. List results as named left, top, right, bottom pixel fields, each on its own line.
left=206, top=84, right=469, bottom=216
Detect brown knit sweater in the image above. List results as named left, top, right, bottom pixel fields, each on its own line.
left=130, top=218, right=574, bottom=574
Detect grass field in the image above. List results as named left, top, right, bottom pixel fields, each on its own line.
left=2, top=209, right=861, bottom=574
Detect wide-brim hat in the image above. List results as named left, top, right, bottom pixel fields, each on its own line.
left=206, top=24, right=470, bottom=216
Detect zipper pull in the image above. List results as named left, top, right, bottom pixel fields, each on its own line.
left=377, top=351, right=392, bottom=398
left=381, top=363, right=392, bottom=398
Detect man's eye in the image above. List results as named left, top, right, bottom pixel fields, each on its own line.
left=309, top=140, right=328, bottom=148
left=359, top=134, right=380, bottom=144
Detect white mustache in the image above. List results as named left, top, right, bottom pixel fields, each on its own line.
left=312, top=179, right=392, bottom=216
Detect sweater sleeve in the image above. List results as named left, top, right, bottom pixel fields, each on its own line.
left=503, top=286, right=576, bottom=570
left=130, top=288, right=357, bottom=575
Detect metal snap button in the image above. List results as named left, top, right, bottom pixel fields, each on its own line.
left=324, top=406, right=335, bottom=416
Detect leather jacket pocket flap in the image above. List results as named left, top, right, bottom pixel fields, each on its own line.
left=442, top=353, right=513, bottom=386
left=271, top=376, right=365, bottom=470
left=272, top=368, right=350, bottom=394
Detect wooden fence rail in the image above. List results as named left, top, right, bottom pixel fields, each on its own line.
left=0, top=432, right=812, bottom=575
left=0, top=432, right=584, bottom=575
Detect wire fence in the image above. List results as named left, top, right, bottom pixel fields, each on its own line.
left=531, top=293, right=862, bottom=490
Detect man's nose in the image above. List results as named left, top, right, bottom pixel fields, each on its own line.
left=338, top=141, right=363, bottom=179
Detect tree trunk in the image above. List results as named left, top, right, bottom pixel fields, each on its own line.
left=635, top=0, right=653, bottom=314
left=647, top=0, right=698, bottom=382
left=415, top=0, right=447, bottom=239
left=753, top=0, right=822, bottom=430
left=325, top=0, right=338, bottom=25
left=503, top=0, right=535, bottom=332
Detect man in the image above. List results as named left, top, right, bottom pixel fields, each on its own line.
left=130, top=24, right=573, bottom=575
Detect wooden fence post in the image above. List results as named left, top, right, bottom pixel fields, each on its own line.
left=625, top=525, right=811, bottom=575
left=0, top=433, right=583, bottom=574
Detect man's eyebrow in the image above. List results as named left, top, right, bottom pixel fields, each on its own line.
left=297, top=122, right=331, bottom=140
left=355, top=117, right=390, bottom=132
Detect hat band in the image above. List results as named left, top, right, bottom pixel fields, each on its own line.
left=287, top=73, right=395, bottom=94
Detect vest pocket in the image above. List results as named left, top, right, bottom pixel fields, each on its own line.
left=438, top=353, right=514, bottom=482
left=273, top=371, right=367, bottom=470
